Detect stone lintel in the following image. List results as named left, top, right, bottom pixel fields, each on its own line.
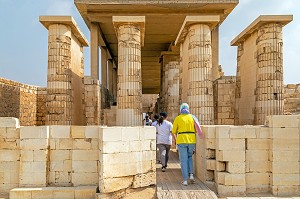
left=231, top=15, right=293, bottom=46
left=39, top=16, right=89, bottom=46
left=112, top=16, right=145, bottom=47
left=175, top=15, right=220, bottom=46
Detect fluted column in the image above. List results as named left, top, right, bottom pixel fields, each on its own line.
left=113, top=16, right=145, bottom=126
left=255, top=23, right=284, bottom=124
left=167, top=61, right=180, bottom=122
left=46, top=24, right=72, bottom=125
left=187, top=24, right=214, bottom=124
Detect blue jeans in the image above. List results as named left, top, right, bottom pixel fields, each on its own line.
left=177, top=144, right=195, bottom=181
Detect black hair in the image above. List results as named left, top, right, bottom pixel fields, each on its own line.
left=158, top=112, right=167, bottom=126
left=154, top=114, right=159, bottom=120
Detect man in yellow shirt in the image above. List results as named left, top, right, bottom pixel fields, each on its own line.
left=172, top=103, right=196, bottom=186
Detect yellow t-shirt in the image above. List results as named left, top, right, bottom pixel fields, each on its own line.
left=172, top=114, right=196, bottom=144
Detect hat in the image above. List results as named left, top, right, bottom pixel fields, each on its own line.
left=180, top=103, right=190, bottom=114
left=160, top=112, right=168, bottom=117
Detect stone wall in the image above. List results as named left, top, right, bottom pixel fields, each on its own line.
left=0, top=78, right=46, bottom=126
left=195, top=115, right=300, bottom=197
left=0, top=117, right=156, bottom=199
left=284, top=84, right=300, bottom=115
left=213, top=76, right=236, bottom=125
left=103, top=106, right=117, bottom=126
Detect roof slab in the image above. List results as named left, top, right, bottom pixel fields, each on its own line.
left=75, top=0, right=239, bottom=94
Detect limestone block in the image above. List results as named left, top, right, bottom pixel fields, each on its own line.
left=229, top=126, right=245, bottom=138
left=129, top=141, right=142, bottom=152
left=31, top=189, right=53, bottom=199
left=216, top=139, right=245, bottom=150
left=0, top=128, right=5, bottom=138
left=84, top=126, right=99, bottom=138
left=71, top=126, right=85, bottom=138
left=20, top=126, right=49, bottom=139
left=73, top=139, right=92, bottom=150
left=53, top=189, right=74, bottom=199
left=202, top=126, right=216, bottom=138
left=216, top=126, right=231, bottom=138
left=246, top=161, right=270, bottom=172
left=272, top=161, right=300, bottom=174
left=19, top=172, right=46, bottom=186
left=100, top=127, right=122, bottom=142
left=74, top=186, right=97, bottom=199
left=132, top=171, right=156, bottom=188
left=140, top=126, right=156, bottom=140
left=50, top=126, right=71, bottom=138
left=101, top=152, right=140, bottom=165
left=271, top=174, right=300, bottom=185
left=100, top=176, right=133, bottom=193
left=206, top=160, right=216, bottom=170
left=272, top=185, right=300, bottom=196
left=246, top=173, right=270, bottom=185
left=142, top=151, right=155, bottom=162
left=72, top=173, right=98, bottom=186
left=216, top=150, right=245, bottom=162
left=20, top=139, right=49, bottom=150
left=33, top=150, right=48, bottom=161
left=21, top=150, right=33, bottom=161
left=0, top=150, right=20, bottom=161
left=271, top=139, right=299, bottom=150
left=272, top=127, right=299, bottom=139
left=50, top=150, right=71, bottom=161
left=142, top=140, right=151, bottom=151
left=265, top=115, right=299, bottom=128
left=245, top=126, right=259, bottom=138
left=122, top=127, right=140, bottom=141
left=20, top=162, right=47, bottom=173
left=217, top=184, right=246, bottom=197
left=270, top=150, right=300, bottom=161
left=123, top=187, right=156, bottom=199
left=206, top=139, right=215, bottom=149
left=246, top=185, right=270, bottom=194
left=0, top=118, right=19, bottom=128
left=217, top=172, right=245, bottom=185
left=216, top=161, right=226, bottom=171
left=9, top=189, right=31, bottom=199
left=50, top=161, right=64, bottom=171
left=257, top=127, right=271, bottom=138
left=246, top=150, right=269, bottom=161
left=72, top=161, right=98, bottom=173
left=6, top=128, right=20, bottom=139
left=72, top=150, right=98, bottom=161
left=102, top=162, right=139, bottom=178
left=247, top=139, right=270, bottom=150
left=226, top=162, right=245, bottom=174
left=102, top=141, right=129, bottom=153
left=48, top=171, right=72, bottom=185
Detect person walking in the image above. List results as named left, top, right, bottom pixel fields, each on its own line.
left=156, top=112, right=173, bottom=172
left=172, top=103, right=197, bottom=186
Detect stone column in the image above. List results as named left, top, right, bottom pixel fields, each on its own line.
left=101, top=46, right=108, bottom=88
left=212, top=25, right=220, bottom=81
left=255, top=23, right=284, bottom=124
left=107, top=59, right=113, bottom=93
left=40, top=16, right=89, bottom=125
left=113, top=16, right=145, bottom=126
left=46, top=24, right=72, bottom=125
left=187, top=24, right=214, bottom=124
left=90, top=23, right=99, bottom=79
left=167, top=61, right=180, bottom=122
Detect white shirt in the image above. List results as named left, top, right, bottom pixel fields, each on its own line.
left=156, top=120, right=173, bottom=145
left=151, top=120, right=158, bottom=127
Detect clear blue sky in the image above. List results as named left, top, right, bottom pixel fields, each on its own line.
left=0, top=0, right=299, bottom=87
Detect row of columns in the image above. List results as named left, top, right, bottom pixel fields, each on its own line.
left=90, top=16, right=219, bottom=126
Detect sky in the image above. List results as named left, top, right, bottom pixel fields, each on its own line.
left=0, top=0, right=299, bottom=87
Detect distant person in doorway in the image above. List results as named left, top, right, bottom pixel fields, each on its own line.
left=151, top=114, right=159, bottom=127
left=144, top=114, right=152, bottom=126
left=156, top=112, right=173, bottom=172
left=172, top=103, right=197, bottom=186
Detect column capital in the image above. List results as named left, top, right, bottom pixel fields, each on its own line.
left=175, top=15, right=220, bottom=46
left=112, top=16, right=145, bottom=46
left=39, top=16, right=89, bottom=46
left=231, top=15, right=293, bottom=46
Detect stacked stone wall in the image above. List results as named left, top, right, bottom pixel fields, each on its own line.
left=103, top=106, right=117, bottom=126
left=0, top=78, right=46, bottom=126
left=213, top=76, right=236, bottom=125
left=195, top=115, right=300, bottom=197
left=0, top=118, right=156, bottom=199
left=284, top=84, right=300, bottom=115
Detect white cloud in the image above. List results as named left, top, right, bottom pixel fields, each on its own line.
left=46, top=0, right=74, bottom=15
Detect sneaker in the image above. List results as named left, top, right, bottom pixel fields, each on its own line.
left=181, top=180, right=188, bottom=186
left=189, top=174, right=195, bottom=184
left=162, top=167, right=166, bottom=172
